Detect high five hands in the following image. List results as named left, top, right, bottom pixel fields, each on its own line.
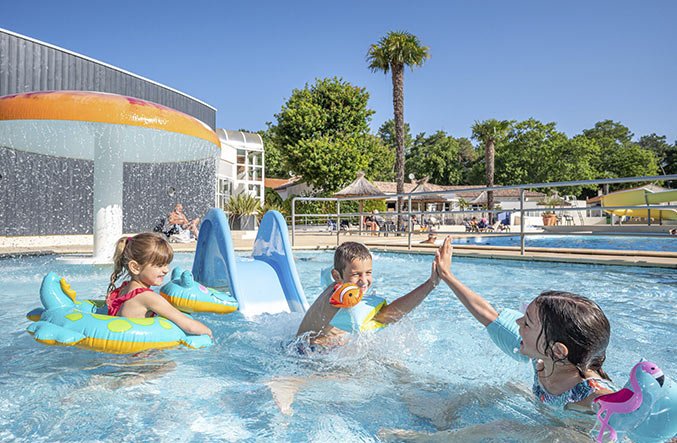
left=434, top=236, right=453, bottom=282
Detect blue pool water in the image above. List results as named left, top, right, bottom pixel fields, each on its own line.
left=454, top=234, right=677, bottom=252
left=1, top=252, right=675, bottom=441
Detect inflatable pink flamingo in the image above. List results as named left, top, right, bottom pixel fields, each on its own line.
left=593, top=361, right=665, bottom=442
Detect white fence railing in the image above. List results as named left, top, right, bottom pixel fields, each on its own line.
left=291, top=175, right=677, bottom=254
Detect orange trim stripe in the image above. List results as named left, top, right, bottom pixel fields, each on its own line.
left=0, top=91, right=220, bottom=147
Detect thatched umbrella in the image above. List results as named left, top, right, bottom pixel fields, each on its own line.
left=333, top=172, right=384, bottom=232
left=409, top=176, right=448, bottom=226
left=410, top=176, right=446, bottom=209
left=468, top=191, right=488, bottom=205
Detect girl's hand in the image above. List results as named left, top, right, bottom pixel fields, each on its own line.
left=430, top=258, right=440, bottom=287
left=435, top=237, right=453, bottom=280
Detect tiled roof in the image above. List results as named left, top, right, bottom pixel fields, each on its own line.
left=264, top=178, right=292, bottom=189
left=372, top=181, right=544, bottom=198
left=269, top=176, right=304, bottom=191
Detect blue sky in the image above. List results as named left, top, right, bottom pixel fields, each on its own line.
left=3, top=0, right=676, bottom=143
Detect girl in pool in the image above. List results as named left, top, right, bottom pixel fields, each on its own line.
left=106, top=232, right=212, bottom=338
left=433, top=236, right=614, bottom=411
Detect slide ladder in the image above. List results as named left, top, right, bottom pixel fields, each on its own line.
left=192, top=209, right=309, bottom=318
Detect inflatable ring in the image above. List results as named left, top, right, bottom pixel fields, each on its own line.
left=594, top=360, right=676, bottom=442
left=160, top=268, right=238, bottom=314
left=26, top=273, right=212, bottom=354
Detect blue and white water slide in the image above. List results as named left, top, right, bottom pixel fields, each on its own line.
left=192, top=209, right=309, bottom=318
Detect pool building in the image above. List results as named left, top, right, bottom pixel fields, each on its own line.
left=0, top=27, right=265, bottom=240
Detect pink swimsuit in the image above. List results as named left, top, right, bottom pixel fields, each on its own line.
left=107, top=281, right=155, bottom=316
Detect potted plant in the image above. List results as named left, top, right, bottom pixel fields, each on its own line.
left=538, top=193, right=560, bottom=226
left=225, top=193, right=261, bottom=230
left=542, top=210, right=557, bottom=226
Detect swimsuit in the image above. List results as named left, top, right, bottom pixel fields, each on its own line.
left=486, top=309, right=615, bottom=408
left=106, top=281, right=155, bottom=316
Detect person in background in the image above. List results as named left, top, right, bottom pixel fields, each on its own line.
left=168, top=203, right=200, bottom=239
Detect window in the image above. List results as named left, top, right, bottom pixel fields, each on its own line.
left=217, top=177, right=234, bottom=209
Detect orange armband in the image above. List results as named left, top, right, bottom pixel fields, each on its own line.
left=329, top=283, right=363, bottom=308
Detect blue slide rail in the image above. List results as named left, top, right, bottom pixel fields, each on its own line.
left=192, top=209, right=309, bottom=317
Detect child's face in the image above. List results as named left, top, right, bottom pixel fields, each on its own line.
left=136, top=262, right=170, bottom=287
left=516, top=302, right=545, bottom=358
left=337, top=258, right=372, bottom=293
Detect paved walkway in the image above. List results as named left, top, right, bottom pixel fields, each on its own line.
left=2, top=230, right=676, bottom=268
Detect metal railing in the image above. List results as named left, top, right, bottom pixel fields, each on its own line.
left=291, top=174, right=677, bottom=255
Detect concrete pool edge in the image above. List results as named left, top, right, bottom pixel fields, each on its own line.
left=2, top=244, right=675, bottom=269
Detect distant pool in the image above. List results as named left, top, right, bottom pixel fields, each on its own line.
left=1, top=251, right=675, bottom=441
left=454, top=234, right=677, bottom=252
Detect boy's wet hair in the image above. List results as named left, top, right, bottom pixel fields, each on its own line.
left=106, top=232, right=174, bottom=300
left=533, top=291, right=611, bottom=380
left=334, top=242, right=371, bottom=277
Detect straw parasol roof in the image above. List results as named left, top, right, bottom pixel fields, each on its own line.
left=333, top=172, right=385, bottom=233
left=409, top=176, right=447, bottom=202
left=469, top=191, right=488, bottom=205
left=333, top=172, right=383, bottom=198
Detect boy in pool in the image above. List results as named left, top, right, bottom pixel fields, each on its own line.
left=295, top=241, right=440, bottom=352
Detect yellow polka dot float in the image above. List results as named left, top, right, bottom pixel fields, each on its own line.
left=26, top=273, right=212, bottom=354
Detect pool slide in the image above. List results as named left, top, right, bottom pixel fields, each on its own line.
left=192, top=209, right=309, bottom=318
left=601, top=187, right=677, bottom=220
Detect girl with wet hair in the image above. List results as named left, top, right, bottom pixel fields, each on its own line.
left=434, top=237, right=615, bottom=411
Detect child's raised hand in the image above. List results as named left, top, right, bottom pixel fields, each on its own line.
left=435, top=236, right=453, bottom=280
left=430, top=256, right=440, bottom=287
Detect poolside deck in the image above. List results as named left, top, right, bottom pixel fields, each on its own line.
left=2, top=229, right=676, bottom=268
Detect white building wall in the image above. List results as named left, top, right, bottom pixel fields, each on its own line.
left=215, top=129, right=265, bottom=208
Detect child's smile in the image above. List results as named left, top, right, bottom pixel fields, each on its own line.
left=138, top=263, right=170, bottom=287
left=516, top=302, right=543, bottom=358
left=340, top=258, right=372, bottom=292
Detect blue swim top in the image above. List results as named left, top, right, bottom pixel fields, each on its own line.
left=486, top=309, right=615, bottom=408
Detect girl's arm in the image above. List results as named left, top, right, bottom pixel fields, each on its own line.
left=137, top=292, right=213, bottom=338
left=435, top=237, right=498, bottom=327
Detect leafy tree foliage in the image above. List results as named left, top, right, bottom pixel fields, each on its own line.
left=405, top=131, right=464, bottom=185
left=582, top=120, right=659, bottom=185
left=638, top=133, right=677, bottom=175
left=270, top=77, right=384, bottom=193
left=378, top=119, right=413, bottom=154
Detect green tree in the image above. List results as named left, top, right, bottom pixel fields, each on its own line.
left=492, top=119, right=599, bottom=196
left=365, top=133, right=396, bottom=182
left=472, top=119, right=513, bottom=220
left=582, top=120, right=659, bottom=188
left=582, top=120, right=634, bottom=145
left=638, top=133, right=676, bottom=175
left=367, top=31, right=430, bottom=223
left=271, top=77, right=378, bottom=193
left=377, top=119, right=413, bottom=154
left=405, top=131, right=463, bottom=185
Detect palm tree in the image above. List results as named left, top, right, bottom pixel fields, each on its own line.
left=471, top=119, right=512, bottom=221
left=367, top=31, right=430, bottom=227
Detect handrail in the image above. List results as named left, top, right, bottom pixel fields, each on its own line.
left=290, top=174, right=677, bottom=253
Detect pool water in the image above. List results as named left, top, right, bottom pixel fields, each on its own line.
left=455, top=234, right=677, bottom=252
left=1, top=252, right=675, bottom=441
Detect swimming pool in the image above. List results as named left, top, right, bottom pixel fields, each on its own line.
left=1, top=252, right=675, bottom=441
left=454, top=234, right=677, bottom=252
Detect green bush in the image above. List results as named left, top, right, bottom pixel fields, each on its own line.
left=225, top=193, right=261, bottom=215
